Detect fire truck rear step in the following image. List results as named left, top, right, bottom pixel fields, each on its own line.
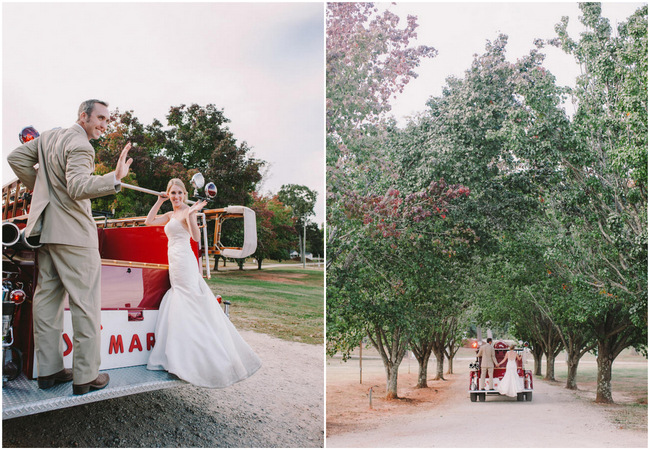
left=3, top=365, right=185, bottom=419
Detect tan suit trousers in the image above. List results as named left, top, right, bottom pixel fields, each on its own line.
left=34, top=244, right=101, bottom=384
left=479, top=367, right=494, bottom=390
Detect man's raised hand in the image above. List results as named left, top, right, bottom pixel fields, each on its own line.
left=115, top=142, right=134, bottom=182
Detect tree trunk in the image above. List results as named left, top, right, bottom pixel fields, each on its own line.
left=532, top=346, right=543, bottom=376
left=367, top=326, right=407, bottom=400
left=563, top=332, right=596, bottom=391
left=433, top=349, right=445, bottom=381
left=416, top=356, right=429, bottom=388
left=213, top=255, right=219, bottom=271
left=386, top=362, right=400, bottom=399
left=410, top=339, right=434, bottom=388
left=544, top=351, right=556, bottom=381
left=595, top=341, right=614, bottom=403
left=566, top=356, right=579, bottom=390
left=446, top=353, right=454, bottom=375
left=445, top=341, right=459, bottom=375
left=430, top=323, right=451, bottom=381
left=257, top=258, right=263, bottom=270
left=590, top=308, right=638, bottom=404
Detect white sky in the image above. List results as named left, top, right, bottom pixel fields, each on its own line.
left=2, top=2, right=325, bottom=224
left=379, top=2, right=646, bottom=125
left=2, top=2, right=646, bottom=228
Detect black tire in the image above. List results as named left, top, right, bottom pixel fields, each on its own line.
left=479, top=393, right=486, bottom=402
left=516, top=393, right=524, bottom=401
left=470, top=393, right=477, bottom=402
left=526, top=392, right=533, bottom=401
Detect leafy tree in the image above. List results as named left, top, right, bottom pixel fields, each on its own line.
left=305, top=222, right=324, bottom=259
left=546, top=3, right=648, bottom=403
left=250, top=192, right=297, bottom=269
left=329, top=174, right=473, bottom=397
left=278, top=184, right=318, bottom=266
left=404, top=208, right=476, bottom=386
left=93, top=104, right=265, bottom=218
left=326, top=2, right=437, bottom=148
left=165, top=104, right=232, bottom=169
left=166, top=104, right=265, bottom=208
left=326, top=1, right=437, bottom=270
left=278, top=184, right=317, bottom=227
left=391, top=33, right=572, bottom=384
left=444, top=312, right=470, bottom=375
left=328, top=2, right=647, bottom=406
left=92, top=109, right=189, bottom=218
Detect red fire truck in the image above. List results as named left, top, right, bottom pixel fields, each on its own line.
left=2, top=151, right=257, bottom=418
left=468, top=340, right=534, bottom=402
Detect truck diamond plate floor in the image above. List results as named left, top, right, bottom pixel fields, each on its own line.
left=2, top=365, right=186, bottom=419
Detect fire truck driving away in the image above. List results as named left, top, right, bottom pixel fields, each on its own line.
left=468, top=340, right=534, bottom=402
left=2, top=149, right=257, bottom=419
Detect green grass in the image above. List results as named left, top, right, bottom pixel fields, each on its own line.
left=205, top=267, right=324, bottom=345
left=552, top=351, right=647, bottom=404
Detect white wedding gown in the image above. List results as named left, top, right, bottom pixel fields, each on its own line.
left=498, top=357, right=524, bottom=397
left=147, top=218, right=262, bottom=388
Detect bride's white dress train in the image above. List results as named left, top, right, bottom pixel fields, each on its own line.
left=498, top=358, right=524, bottom=397
left=147, top=218, right=262, bottom=388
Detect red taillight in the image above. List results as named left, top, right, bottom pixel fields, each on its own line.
left=216, top=295, right=222, bottom=304
left=10, top=289, right=26, bottom=305
left=205, top=182, right=217, bottom=198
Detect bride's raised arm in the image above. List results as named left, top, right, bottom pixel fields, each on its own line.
left=144, top=195, right=172, bottom=227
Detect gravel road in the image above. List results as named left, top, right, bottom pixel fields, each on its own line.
left=3, top=330, right=324, bottom=448
left=326, top=356, right=647, bottom=448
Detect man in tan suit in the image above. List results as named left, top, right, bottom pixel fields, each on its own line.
left=477, top=337, right=498, bottom=390
left=8, top=99, right=132, bottom=394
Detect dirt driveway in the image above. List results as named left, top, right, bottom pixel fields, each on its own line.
left=326, top=353, right=647, bottom=448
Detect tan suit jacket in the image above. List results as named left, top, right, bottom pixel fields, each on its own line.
left=7, top=124, right=119, bottom=248
left=477, top=343, right=498, bottom=368
left=8, top=123, right=119, bottom=383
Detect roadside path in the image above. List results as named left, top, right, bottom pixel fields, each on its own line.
left=327, top=362, right=647, bottom=448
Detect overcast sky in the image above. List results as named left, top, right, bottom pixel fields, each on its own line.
left=379, top=2, right=646, bottom=125
left=2, top=2, right=646, bottom=228
left=2, top=2, right=325, bottom=223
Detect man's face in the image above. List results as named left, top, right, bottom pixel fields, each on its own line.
left=80, top=103, right=109, bottom=140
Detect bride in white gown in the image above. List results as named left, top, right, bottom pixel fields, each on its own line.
left=144, top=178, right=261, bottom=388
left=496, top=344, right=524, bottom=397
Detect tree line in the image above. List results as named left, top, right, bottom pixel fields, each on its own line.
left=89, top=103, right=322, bottom=267
left=326, top=2, right=647, bottom=403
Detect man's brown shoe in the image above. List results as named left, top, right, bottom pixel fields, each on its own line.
left=72, top=373, right=109, bottom=395
left=37, top=369, right=73, bottom=389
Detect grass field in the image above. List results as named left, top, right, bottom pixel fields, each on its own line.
left=205, top=266, right=324, bottom=345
